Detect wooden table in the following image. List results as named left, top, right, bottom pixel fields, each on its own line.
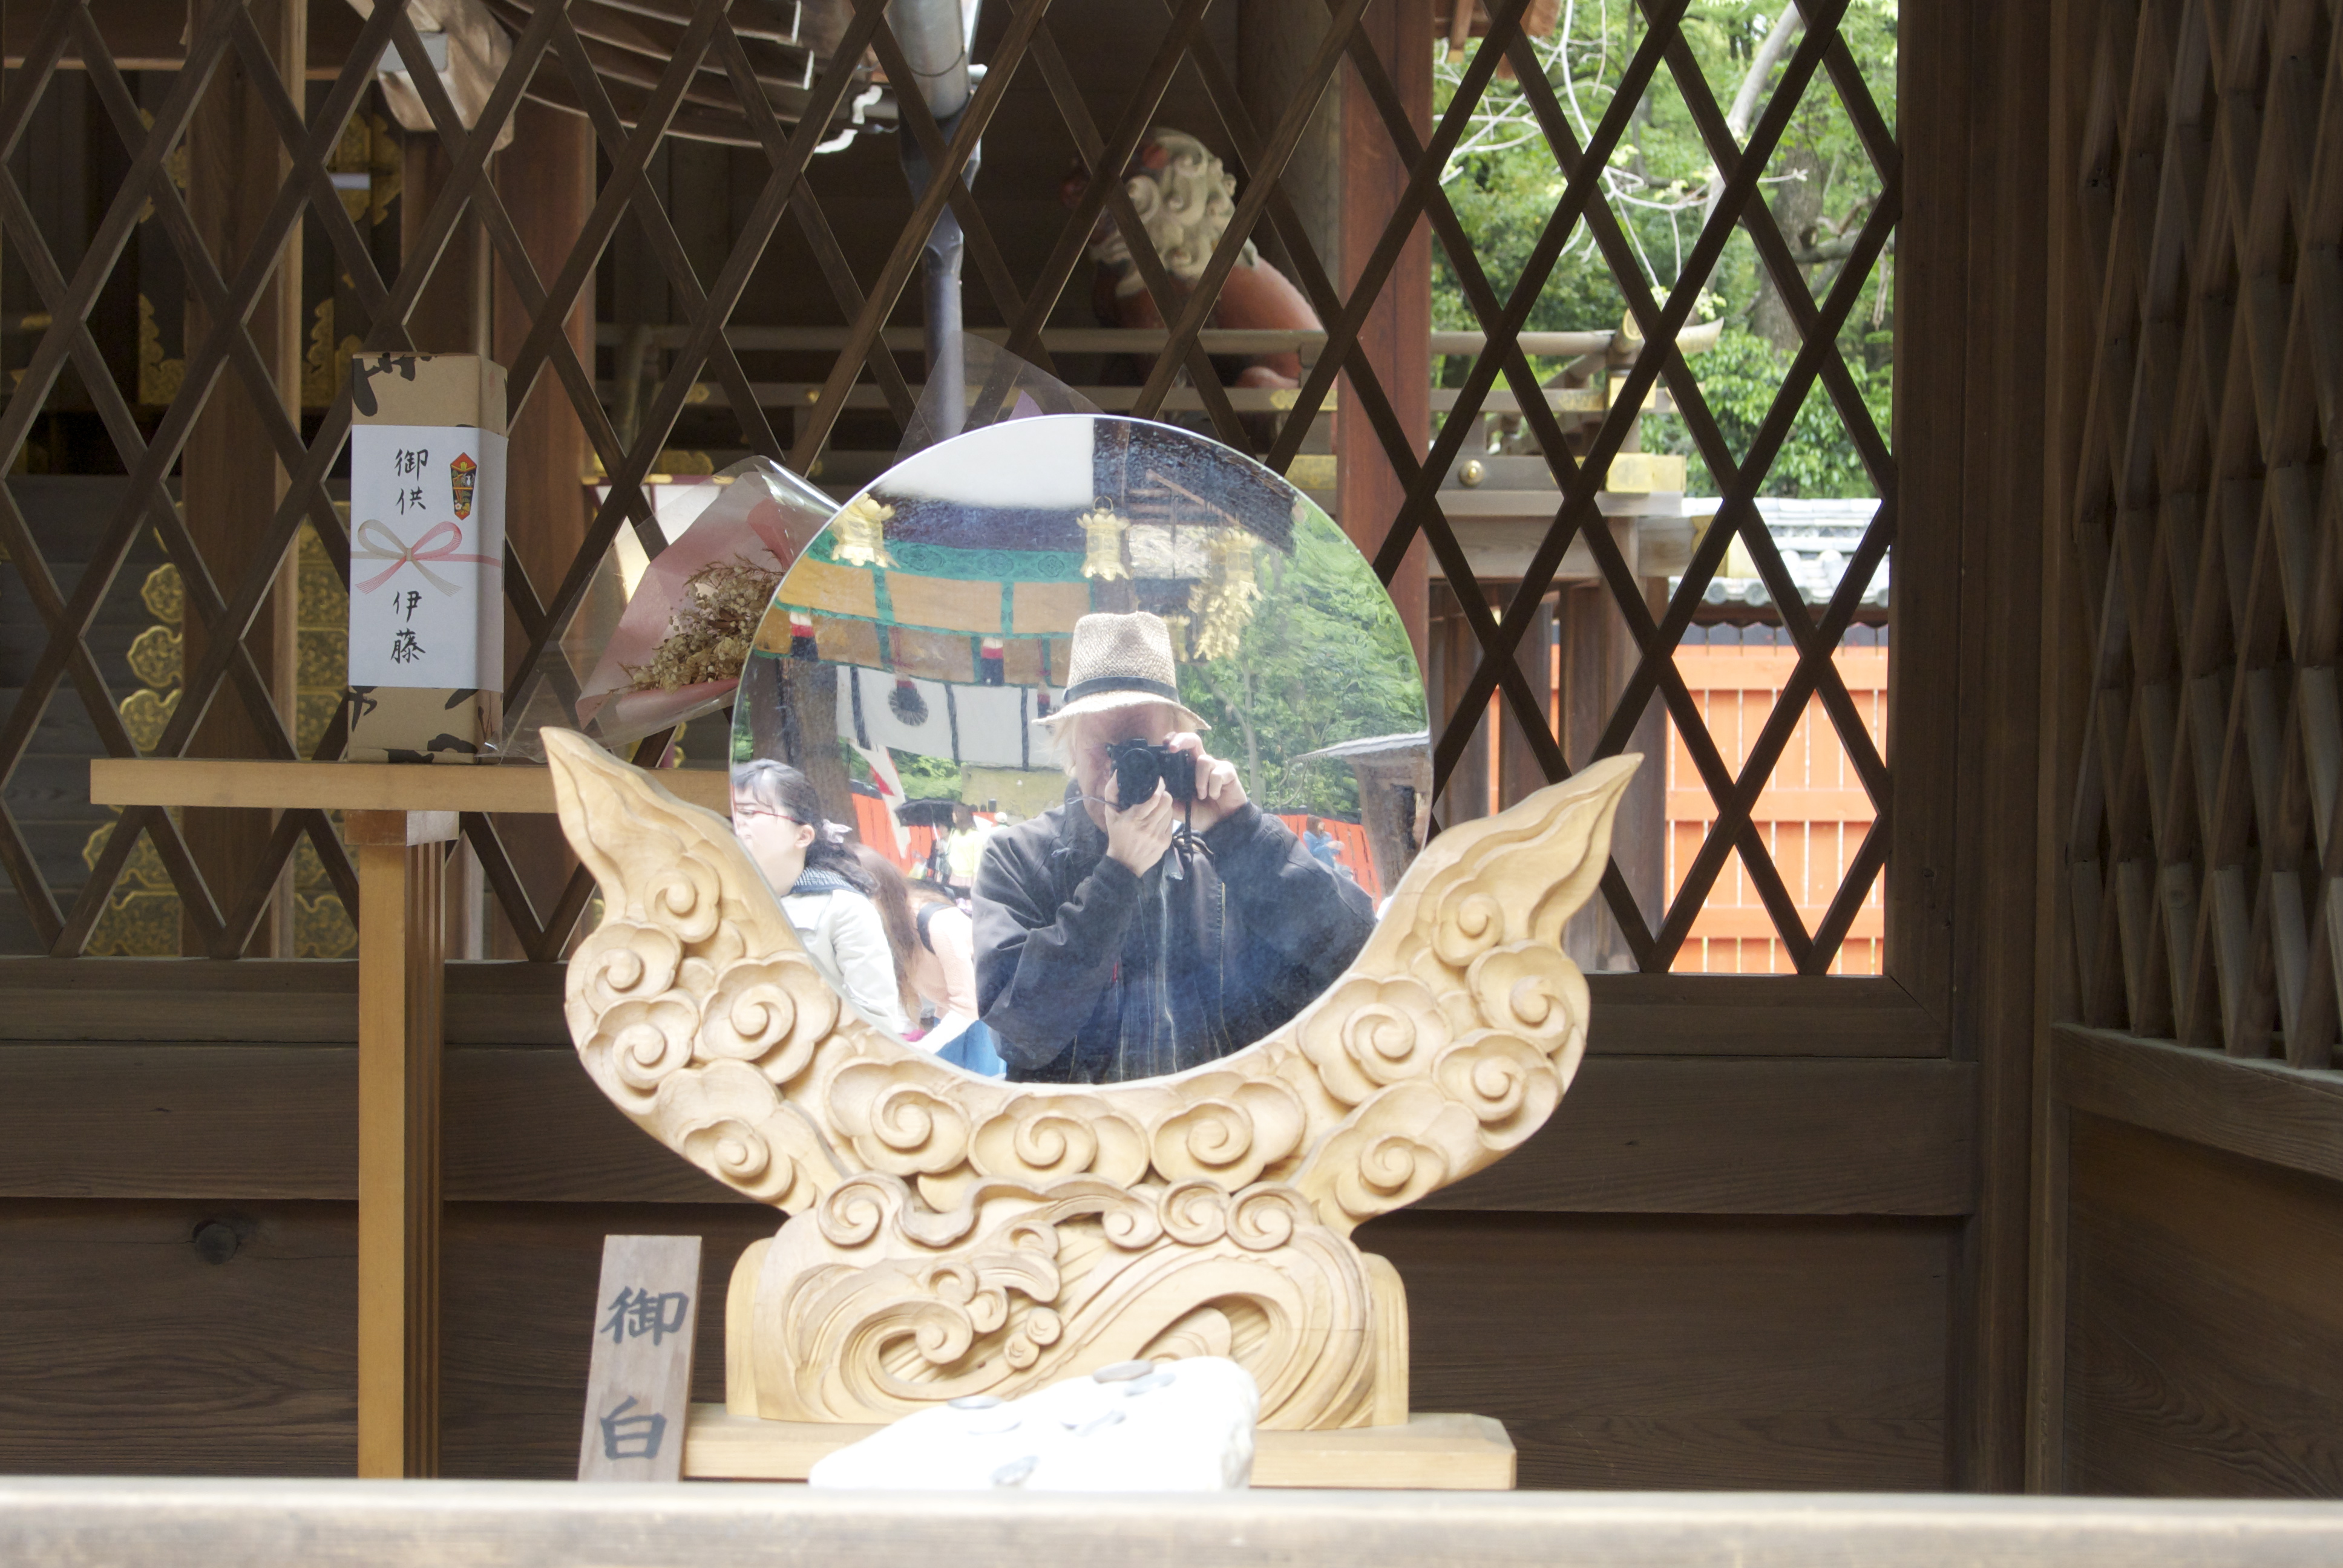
left=89, top=758, right=729, bottom=1477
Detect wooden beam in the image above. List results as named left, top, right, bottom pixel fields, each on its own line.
left=681, top=1407, right=1516, bottom=1488
left=1335, top=0, right=1432, bottom=675
left=1913, top=0, right=2057, bottom=1495
left=7, top=1475, right=2343, bottom=1565
left=1423, top=1058, right=1976, bottom=1217
left=2032, top=0, right=2112, bottom=1495
left=1584, top=973, right=1950, bottom=1056
left=0, top=958, right=564, bottom=1044
left=2051, top=1024, right=2343, bottom=1188
left=0, top=0, right=364, bottom=74
left=91, top=757, right=733, bottom=814
left=0, top=961, right=1950, bottom=1054
left=350, top=809, right=453, bottom=1478
left=490, top=99, right=597, bottom=958
left=0, top=1048, right=1973, bottom=1216
left=179, top=0, right=306, bottom=957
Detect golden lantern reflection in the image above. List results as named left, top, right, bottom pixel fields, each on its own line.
left=1188, top=529, right=1259, bottom=661
left=1077, top=498, right=1129, bottom=580
left=833, top=495, right=897, bottom=567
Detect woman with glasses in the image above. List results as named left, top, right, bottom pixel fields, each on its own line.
left=729, top=759, right=908, bottom=1037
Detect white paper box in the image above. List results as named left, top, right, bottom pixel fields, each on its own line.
left=347, top=422, right=507, bottom=688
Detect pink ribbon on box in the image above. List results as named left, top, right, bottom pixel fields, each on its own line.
left=353, top=517, right=496, bottom=595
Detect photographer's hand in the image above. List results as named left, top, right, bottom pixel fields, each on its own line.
left=1104, top=783, right=1177, bottom=874
left=1168, top=732, right=1247, bottom=832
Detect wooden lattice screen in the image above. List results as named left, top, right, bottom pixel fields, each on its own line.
left=2060, top=0, right=2343, bottom=1064
left=0, top=0, right=1897, bottom=969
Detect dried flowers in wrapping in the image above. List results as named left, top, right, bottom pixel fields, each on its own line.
left=569, top=457, right=835, bottom=748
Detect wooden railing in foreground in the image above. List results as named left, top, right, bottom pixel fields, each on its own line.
left=5, top=1479, right=2343, bottom=1566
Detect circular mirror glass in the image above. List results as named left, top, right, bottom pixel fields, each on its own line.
left=729, top=415, right=1428, bottom=1083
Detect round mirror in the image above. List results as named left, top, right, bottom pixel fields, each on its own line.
left=729, top=415, right=1429, bottom=1083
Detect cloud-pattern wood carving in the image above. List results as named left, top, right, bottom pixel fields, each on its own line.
left=547, top=728, right=1637, bottom=1427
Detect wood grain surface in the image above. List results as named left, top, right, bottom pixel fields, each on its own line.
left=681, top=1407, right=1517, bottom=1489
left=0, top=1047, right=1970, bottom=1215
left=440, top=1205, right=776, bottom=1479
left=0, top=960, right=568, bottom=1046
left=1358, top=1210, right=1956, bottom=1491
left=577, top=1236, right=702, bottom=1483
left=2062, top=1116, right=2343, bottom=1497
left=2052, top=1027, right=2343, bottom=1188
left=88, top=757, right=733, bottom=815
left=1422, top=1058, right=1974, bottom=1215
left=0, top=1198, right=1962, bottom=1491
left=1576, top=975, right=1947, bottom=1057
left=0, top=1201, right=359, bottom=1475
left=11, top=1477, right=2343, bottom=1567
left=0, top=964, right=1947, bottom=1055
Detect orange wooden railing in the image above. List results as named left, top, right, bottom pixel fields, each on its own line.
left=1665, top=645, right=1889, bottom=974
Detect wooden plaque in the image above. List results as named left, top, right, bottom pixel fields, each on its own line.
left=578, top=1235, right=703, bottom=1483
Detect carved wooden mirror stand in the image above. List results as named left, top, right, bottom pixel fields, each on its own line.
left=546, top=727, right=1636, bottom=1430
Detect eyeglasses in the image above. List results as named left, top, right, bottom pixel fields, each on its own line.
left=731, top=802, right=802, bottom=825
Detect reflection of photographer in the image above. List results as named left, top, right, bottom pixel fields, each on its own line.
left=973, top=612, right=1377, bottom=1083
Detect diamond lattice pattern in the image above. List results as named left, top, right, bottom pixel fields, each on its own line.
left=2060, top=0, right=2343, bottom=1064
left=0, top=0, right=1896, bottom=971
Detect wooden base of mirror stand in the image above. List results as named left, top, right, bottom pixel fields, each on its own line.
left=678, top=1406, right=1515, bottom=1489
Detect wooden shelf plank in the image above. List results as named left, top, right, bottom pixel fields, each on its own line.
left=680, top=1406, right=1515, bottom=1489
left=89, top=758, right=732, bottom=815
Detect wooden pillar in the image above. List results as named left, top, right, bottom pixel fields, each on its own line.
left=1611, top=580, right=1669, bottom=962
left=1335, top=0, right=1430, bottom=679
left=350, top=808, right=453, bottom=1478
left=397, top=111, right=496, bottom=955
left=180, top=0, right=303, bottom=954
left=1237, top=0, right=1343, bottom=284
left=490, top=102, right=596, bottom=957
left=1429, top=584, right=1491, bottom=825
left=1494, top=587, right=1553, bottom=811
left=402, top=139, right=490, bottom=357
left=1553, top=580, right=1667, bottom=970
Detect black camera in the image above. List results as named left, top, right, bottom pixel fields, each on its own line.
left=1106, top=737, right=1196, bottom=807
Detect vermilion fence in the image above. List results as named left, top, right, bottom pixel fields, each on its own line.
left=1666, top=645, right=1889, bottom=974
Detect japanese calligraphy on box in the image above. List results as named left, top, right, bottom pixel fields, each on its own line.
left=345, top=352, right=508, bottom=762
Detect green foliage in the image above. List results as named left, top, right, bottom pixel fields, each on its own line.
left=1430, top=3, right=1899, bottom=498
left=1643, top=325, right=1891, bottom=497
left=836, top=739, right=963, bottom=800
left=891, top=749, right=965, bottom=799
left=1176, top=507, right=1427, bottom=816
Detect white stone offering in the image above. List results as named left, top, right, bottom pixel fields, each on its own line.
left=806, top=1356, right=1259, bottom=1492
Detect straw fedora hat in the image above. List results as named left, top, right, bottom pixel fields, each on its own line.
left=1044, top=610, right=1208, bottom=731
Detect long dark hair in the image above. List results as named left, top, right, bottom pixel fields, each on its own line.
left=852, top=844, right=920, bottom=1021
left=906, top=876, right=958, bottom=912
left=730, top=760, right=873, bottom=892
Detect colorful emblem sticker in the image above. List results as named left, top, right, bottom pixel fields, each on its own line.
left=450, top=451, right=477, bottom=520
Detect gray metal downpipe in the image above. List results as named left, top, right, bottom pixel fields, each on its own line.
left=891, top=0, right=980, bottom=442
